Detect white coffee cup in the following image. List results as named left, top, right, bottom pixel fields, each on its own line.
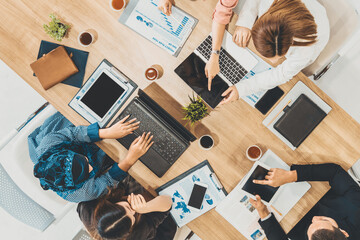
left=109, top=0, right=126, bottom=11
left=78, top=31, right=94, bottom=47
left=199, top=135, right=214, bottom=150
left=246, top=145, right=262, bottom=161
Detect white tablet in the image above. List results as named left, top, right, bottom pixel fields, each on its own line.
left=78, top=69, right=129, bottom=122
left=241, top=161, right=280, bottom=205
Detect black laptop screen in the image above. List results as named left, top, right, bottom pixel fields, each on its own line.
left=174, top=53, right=229, bottom=108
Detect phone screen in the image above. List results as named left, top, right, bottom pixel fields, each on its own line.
left=255, top=87, right=284, bottom=115
left=188, top=183, right=207, bottom=209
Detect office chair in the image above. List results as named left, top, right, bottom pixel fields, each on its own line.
left=302, top=0, right=360, bottom=80
left=0, top=103, right=86, bottom=239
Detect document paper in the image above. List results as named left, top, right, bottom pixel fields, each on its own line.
left=158, top=164, right=226, bottom=227
left=121, top=0, right=196, bottom=56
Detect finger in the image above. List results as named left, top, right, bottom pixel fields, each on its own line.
left=120, top=115, right=130, bottom=123
left=138, top=132, right=146, bottom=144
left=208, top=76, right=212, bottom=91
left=142, top=132, right=151, bottom=147
left=204, top=66, right=208, bottom=78
left=146, top=135, right=153, bottom=146
left=167, top=5, right=172, bottom=15
left=130, top=193, right=135, bottom=208
left=131, top=136, right=141, bottom=146
left=134, top=194, right=140, bottom=207
left=127, top=195, right=131, bottom=203
left=146, top=141, right=154, bottom=151
left=221, top=87, right=232, bottom=97
left=128, top=126, right=140, bottom=132
left=253, top=179, right=269, bottom=185
left=249, top=197, right=255, bottom=205
left=255, top=195, right=261, bottom=201
left=139, top=195, right=146, bottom=205
left=125, top=118, right=137, bottom=125
left=265, top=175, right=271, bottom=180
left=245, top=34, right=251, bottom=47
left=232, top=32, right=236, bottom=43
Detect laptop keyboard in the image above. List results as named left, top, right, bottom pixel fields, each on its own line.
left=196, top=35, right=248, bottom=85
left=113, top=100, right=186, bottom=164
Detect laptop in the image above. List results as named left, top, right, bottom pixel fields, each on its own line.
left=111, top=89, right=196, bottom=177
left=175, top=30, right=258, bottom=108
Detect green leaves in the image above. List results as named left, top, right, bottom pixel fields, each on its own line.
left=43, top=13, right=70, bottom=42
left=182, top=95, right=209, bottom=126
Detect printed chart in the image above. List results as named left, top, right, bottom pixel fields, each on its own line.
left=120, top=0, right=196, bottom=56
left=158, top=165, right=226, bottom=227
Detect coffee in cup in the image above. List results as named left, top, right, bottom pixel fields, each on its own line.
left=110, top=0, right=126, bottom=11
left=145, top=64, right=163, bottom=81
left=78, top=31, right=94, bottom=47
left=199, top=135, right=214, bottom=150
left=246, top=145, right=262, bottom=161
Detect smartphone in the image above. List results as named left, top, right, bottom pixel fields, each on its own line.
left=188, top=182, right=208, bottom=211
left=255, top=87, right=284, bottom=115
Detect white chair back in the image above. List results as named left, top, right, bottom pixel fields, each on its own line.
left=303, top=0, right=360, bottom=77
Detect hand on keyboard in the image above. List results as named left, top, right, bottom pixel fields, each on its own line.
left=100, top=115, right=140, bottom=139
left=205, top=54, right=220, bottom=91
left=127, top=132, right=154, bottom=162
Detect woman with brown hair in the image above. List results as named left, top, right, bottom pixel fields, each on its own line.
left=206, top=0, right=329, bottom=105
left=77, top=176, right=177, bottom=240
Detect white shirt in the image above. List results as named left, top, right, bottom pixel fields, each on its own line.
left=234, top=0, right=330, bottom=97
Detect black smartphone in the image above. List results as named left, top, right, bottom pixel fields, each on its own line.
left=188, top=182, right=208, bottom=211
left=255, top=87, right=284, bottom=115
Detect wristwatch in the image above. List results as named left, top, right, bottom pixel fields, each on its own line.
left=211, top=49, right=220, bottom=55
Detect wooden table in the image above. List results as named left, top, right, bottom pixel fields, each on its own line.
left=1, top=0, right=360, bottom=239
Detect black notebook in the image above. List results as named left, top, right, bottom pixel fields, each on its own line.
left=274, top=94, right=327, bottom=147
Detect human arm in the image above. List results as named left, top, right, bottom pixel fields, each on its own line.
left=128, top=193, right=172, bottom=214
left=249, top=195, right=288, bottom=240
left=98, top=115, right=139, bottom=139
left=158, top=0, right=174, bottom=16
left=234, top=47, right=314, bottom=97
left=206, top=0, right=238, bottom=91
left=292, top=163, right=360, bottom=205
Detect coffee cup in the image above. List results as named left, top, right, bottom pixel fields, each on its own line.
left=110, top=0, right=126, bottom=11
left=246, top=145, right=262, bottom=161
left=199, top=135, right=214, bottom=150
left=78, top=31, right=94, bottom=47
left=145, top=64, right=163, bottom=81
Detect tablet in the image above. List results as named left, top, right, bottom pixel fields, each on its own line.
left=241, top=162, right=279, bottom=204
left=78, top=69, right=128, bottom=122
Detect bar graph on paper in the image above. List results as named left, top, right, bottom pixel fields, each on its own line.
left=120, top=0, right=197, bottom=56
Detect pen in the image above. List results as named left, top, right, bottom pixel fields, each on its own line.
left=267, top=100, right=292, bottom=127
left=271, top=205, right=283, bottom=216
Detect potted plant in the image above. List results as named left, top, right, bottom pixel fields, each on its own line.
left=182, top=95, right=209, bottom=126
left=43, top=13, right=70, bottom=42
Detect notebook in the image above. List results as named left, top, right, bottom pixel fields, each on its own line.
left=34, top=40, right=89, bottom=88
left=30, top=46, right=78, bottom=90
left=274, top=94, right=327, bottom=147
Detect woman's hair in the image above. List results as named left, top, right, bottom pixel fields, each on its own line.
left=88, top=186, right=140, bottom=240
left=251, top=0, right=317, bottom=58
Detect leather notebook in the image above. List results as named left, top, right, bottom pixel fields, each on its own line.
left=30, top=46, right=78, bottom=90
left=274, top=94, right=327, bottom=147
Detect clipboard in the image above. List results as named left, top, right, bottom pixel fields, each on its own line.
left=68, top=59, right=138, bottom=128
left=156, top=160, right=227, bottom=227
left=118, top=0, right=198, bottom=57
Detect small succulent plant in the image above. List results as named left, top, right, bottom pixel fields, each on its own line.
left=43, top=13, right=70, bottom=41
left=182, top=95, right=209, bottom=126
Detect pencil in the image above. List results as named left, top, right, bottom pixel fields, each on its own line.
left=271, top=205, right=283, bottom=216
left=170, top=14, right=184, bottom=27
left=267, top=100, right=292, bottom=127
